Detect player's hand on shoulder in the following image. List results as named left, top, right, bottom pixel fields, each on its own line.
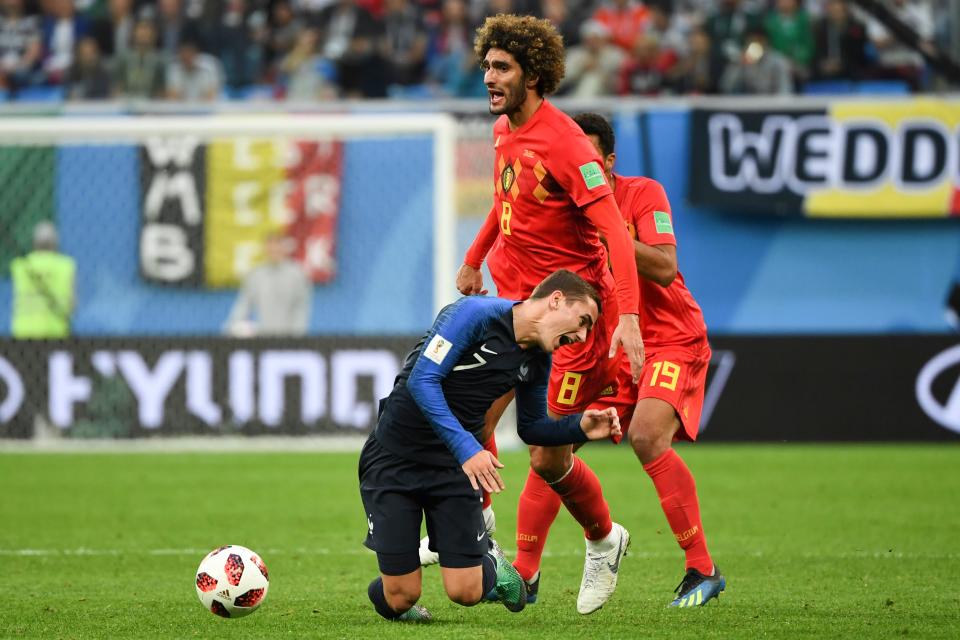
left=462, top=450, right=505, bottom=493
left=580, top=408, right=622, bottom=441
left=610, top=313, right=645, bottom=383
left=456, top=264, right=488, bottom=296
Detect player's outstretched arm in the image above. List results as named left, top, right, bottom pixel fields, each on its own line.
left=459, top=204, right=499, bottom=295
left=408, top=298, right=510, bottom=465
left=584, top=194, right=645, bottom=380
left=514, top=374, right=606, bottom=445
left=461, top=450, right=505, bottom=493
left=579, top=408, right=622, bottom=441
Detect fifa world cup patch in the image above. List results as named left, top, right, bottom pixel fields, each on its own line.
left=424, top=333, right=453, bottom=365
left=654, top=211, right=674, bottom=235
left=578, top=162, right=606, bottom=189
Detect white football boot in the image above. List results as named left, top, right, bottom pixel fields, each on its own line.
left=576, top=522, right=630, bottom=614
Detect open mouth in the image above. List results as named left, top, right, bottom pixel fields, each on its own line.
left=558, top=335, right=574, bottom=347
left=488, top=89, right=505, bottom=108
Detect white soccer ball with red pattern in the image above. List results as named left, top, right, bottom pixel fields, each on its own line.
left=195, top=545, right=269, bottom=618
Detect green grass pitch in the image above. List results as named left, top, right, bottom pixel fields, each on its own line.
left=2, top=444, right=959, bottom=639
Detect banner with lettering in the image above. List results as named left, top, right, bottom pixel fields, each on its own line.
left=0, top=337, right=408, bottom=437
left=140, top=137, right=343, bottom=287
left=688, top=100, right=960, bottom=218
left=139, top=136, right=207, bottom=285
left=3, top=336, right=960, bottom=441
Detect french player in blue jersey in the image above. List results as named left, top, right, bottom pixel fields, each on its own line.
left=360, top=269, right=623, bottom=621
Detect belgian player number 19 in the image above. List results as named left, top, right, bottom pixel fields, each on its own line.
left=500, top=202, right=512, bottom=236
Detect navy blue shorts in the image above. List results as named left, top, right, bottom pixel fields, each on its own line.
left=358, top=435, right=488, bottom=575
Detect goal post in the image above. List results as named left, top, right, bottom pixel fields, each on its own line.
left=0, top=112, right=462, bottom=442
left=0, top=113, right=458, bottom=317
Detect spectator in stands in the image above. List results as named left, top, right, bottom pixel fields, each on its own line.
left=10, top=221, right=76, bottom=339
left=473, top=0, right=540, bottom=24
left=154, top=0, right=187, bottom=59
left=90, top=0, right=134, bottom=58
left=65, top=33, right=110, bottom=98
left=764, top=0, right=813, bottom=87
left=541, top=0, right=591, bottom=49
left=293, top=0, right=339, bottom=23
left=224, top=232, right=312, bottom=337
left=425, top=0, right=484, bottom=97
left=381, top=0, right=427, bottom=90
left=668, top=25, right=723, bottom=94
left=704, top=0, right=761, bottom=65
left=559, top=19, right=625, bottom=98
left=41, top=0, right=90, bottom=85
left=0, top=0, right=41, bottom=94
left=166, top=34, right=223, bottom=100
left=266, top=0, right=304, bottom=75
left=812, top=0, right=868, bottom=82
left=618, top=31, right=675, bottom=95
left=645, top=1, right=689, bottom=58
left=592, top=0, right=650, bottom=53
left=112, top=17, right=166, bottom=98
left=209, top=0, right=266, bottom=91
left=279, top=26, right=336, bottom=99
left=864, top=0, right=935, bottom=91
left=317, top=0, right=386, bottom=97
left=720, top=26, right=793, bottom=94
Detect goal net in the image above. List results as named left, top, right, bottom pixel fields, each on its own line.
left=0, top=113, right=457, bottom=441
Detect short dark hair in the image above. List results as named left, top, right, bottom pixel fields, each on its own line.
left=474, top=14, right=566, bottom=96
left=530, top=269, right=601, bottom=315
left=573, top=113, right=615, bottom=157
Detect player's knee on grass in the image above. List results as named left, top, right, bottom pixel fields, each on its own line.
left=381, top=574, right=422, bottom=611
left=528, top=444, right=574, bottom=483
left=629, top=399, right=681, bottom=464
left=440, top=563, right=485, bottom=606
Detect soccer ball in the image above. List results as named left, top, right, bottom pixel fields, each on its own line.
left=195, top=545, right=269, bottom=618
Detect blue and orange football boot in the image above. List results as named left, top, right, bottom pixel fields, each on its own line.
left=669, top=566, right=726, bottom=607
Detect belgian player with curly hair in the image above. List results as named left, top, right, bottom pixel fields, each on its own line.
left=422, top=14, right=645, bottom=616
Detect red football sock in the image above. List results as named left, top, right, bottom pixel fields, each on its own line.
left=514, top=467, right=561, bottom=582
left=481, top=436, right=498, bottom=510
left=643, top=449, right=713, bottom=575
left=550, top=456, right=613, bottom=542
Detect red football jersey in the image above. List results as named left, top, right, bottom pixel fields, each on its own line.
left=613, top=174, right=707, bottom=347
left=485, top=100, right=619, bottom=299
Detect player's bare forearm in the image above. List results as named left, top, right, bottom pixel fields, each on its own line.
left=462, top=450, right=505, bottom=493
left=611, top=313, right=645, bottom=383
left=456, top=263, right=487, bottom=295
left=634, top=241, right=677, bottom=287
left=462, top=203, right=500, bottom=273
left=580, top=408, right=622, bottom=440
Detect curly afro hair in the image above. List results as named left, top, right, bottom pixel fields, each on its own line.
left=474, top=14, right=565, bottom=96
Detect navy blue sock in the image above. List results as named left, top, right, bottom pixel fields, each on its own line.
left=481, top=552, right=497, bottom=596
left=368, top=577, right=402, bottom=619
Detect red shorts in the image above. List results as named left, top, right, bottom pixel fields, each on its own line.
left=590, top=340, right=711, bottom=442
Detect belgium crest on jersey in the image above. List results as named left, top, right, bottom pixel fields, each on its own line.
left=500, top=163, right=516, bottom=193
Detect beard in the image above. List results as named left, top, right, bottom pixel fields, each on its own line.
left=489, top=75, right=528, bottom=116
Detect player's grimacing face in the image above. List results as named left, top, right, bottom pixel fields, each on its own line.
left=482, top=48, right=528, bottom=116
left=541, top=293, right=598, bottom=353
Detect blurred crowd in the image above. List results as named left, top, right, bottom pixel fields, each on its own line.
left=0, top=0, right=955, bottom=102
